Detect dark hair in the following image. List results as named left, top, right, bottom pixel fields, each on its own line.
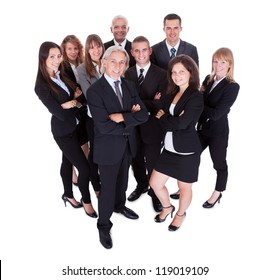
left=132, top=35, right=150, bottom=47
left=163, top=13, right=182, bottom=27
left=35, top=41, right=76, bottom=93
left=84, top=34, right=105, bottom=77
left=167, top=54, right=200, bottom=95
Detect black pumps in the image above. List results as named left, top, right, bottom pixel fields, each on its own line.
left=62, top=195, right=82, bottom=208
left=168, top=212, right=186, bottom=231
left=154, top=205, right=175, bottom=223
left=202, top=193, right=222, bottom=208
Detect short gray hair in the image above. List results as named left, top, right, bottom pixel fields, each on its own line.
left=101, top=45, right=130, bottom=73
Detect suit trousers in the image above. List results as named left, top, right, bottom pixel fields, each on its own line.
left=97, top=144, right=132, bottom=231
left=132, top=138, right=163, bottom=199
left=86, top=116, right=101, bottom=192
left=54, top=128, right=91, bottom=202
left=199, top=133, right=229, bottom=192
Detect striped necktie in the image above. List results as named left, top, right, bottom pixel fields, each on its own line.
left=170, top=48, right=176, bottom=58
left=138, top=68, right=144, bottom=85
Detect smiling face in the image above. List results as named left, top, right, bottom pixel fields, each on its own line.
left=111, top=17, right=129, bottom=43
left=65, top=42, right=79, bottom=64
left=163, top=19, right=182, bottom=46
left=88, top=41, right=103, bottom=63
left=102, top=50, right=127, bottom=80
left=45, top=47, right=62, bottom=76
left=212, top=57, right=230, bottom=80
left=171, top=62, right=190, bottom=91
left=131, top=41, right=152, bottom=67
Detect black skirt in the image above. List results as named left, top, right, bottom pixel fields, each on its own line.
left=154, top=149, right=200, bottom=183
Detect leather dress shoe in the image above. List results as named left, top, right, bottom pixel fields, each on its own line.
left=99, top=230, right=112, bottom=249
left=170, top=192, right=180, bottom=200
left=127, top=187, right=148, bottom=202
left=152, top=198, right=163, bottom=212
left=115, top=206, right=139, bottom=219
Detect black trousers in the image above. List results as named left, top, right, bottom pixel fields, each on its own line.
left=97, top=145, right=132, bottom=232
left=131, top=137, right=162, bottom=200
left=199, top=133, right=229, bottom=192
left=54, top=128, right=91, bottom=203
left=86, top=116, right=101, bottom=192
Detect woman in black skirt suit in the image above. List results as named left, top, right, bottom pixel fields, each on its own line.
left=150, top=55, right=203, bottom=231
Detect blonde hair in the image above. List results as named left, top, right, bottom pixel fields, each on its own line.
left=209, top=47, right=235, bottom=83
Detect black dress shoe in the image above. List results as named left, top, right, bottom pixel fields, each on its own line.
left=115, top=206, right=139, bottom=219
left=127, top=187, right=148, bottom=202
left=170, top=192, right=180, bottom=200
left=152, top=198, right=163, bottom=212
left=202, top=193, right=222, bottom=208
left=99, top=230, right=112, bottom=249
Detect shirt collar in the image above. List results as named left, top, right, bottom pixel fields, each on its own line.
left=114, top=38, right=126, bottom=48
left=136, top=62, right=151, bottom=76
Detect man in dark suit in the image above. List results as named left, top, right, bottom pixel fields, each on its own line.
left=125, top=36, right=168, bottom=212
left=151, top=13, right=199, bottom=200
left=104, top=15, right=136, bottom=67
left=151, top=13, right=199, bottom=70
left=87, top=46, right=148, bottom=249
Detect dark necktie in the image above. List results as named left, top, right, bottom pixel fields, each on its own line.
left=170, top=47, right=176, bottom=58
left=114, top=80, right=123, bottom=108
left=138, top=68, right=144, bottom=85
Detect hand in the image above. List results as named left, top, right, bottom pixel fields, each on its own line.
left=156, top=109, right=165, bottom=119
left=109, top=113, right=124, bottom=123
left=74, top=87, right=82, bottom=98
left=131, top=104, right=141, bottom=112
left=154, top=92, right=161, bottom=100
left=61, top=100, right=77, bottom=109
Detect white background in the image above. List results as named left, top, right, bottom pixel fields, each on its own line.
left=1, top=0, right=268, bottom=279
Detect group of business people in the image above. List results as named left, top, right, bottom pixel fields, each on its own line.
left=35, top=13, right=240, bottom=249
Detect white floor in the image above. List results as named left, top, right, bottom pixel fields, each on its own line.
left=1, top=127, right=268, bottom=279
left=1, top=1, right=268, bottom=279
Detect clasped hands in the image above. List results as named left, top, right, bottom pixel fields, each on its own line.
left=109, top=104, right=141, bottom=123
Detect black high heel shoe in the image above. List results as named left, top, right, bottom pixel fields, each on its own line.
left=80, top=199, right=98, bottom=218
left=154, top=205, right=175, bottom=223
left=170, top=192, right=180, bottom=200
left=168, top=212, right=186, bottom=231
left=62, top=195, right=82, bottom=208
left=202, top=193, right=222, bottom=208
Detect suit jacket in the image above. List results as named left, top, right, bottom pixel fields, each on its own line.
left=104, top=39, right=136, bottom=67
left=35, top=79, right=85, bottom=137
left=125, top=63, right=168, bottom=144
left=151, top=39, right=199, bottom=70
left=160, top=87, right=203, bottom=153
left=77, top=63, right=99, bottom=96
left=198, top=76, right=240, bottom=137
left=61, top=62, right=77, bottom=84
left=87, top=75, right=149, bottom=165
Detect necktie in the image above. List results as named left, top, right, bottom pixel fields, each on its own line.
left=114, top=80, right=123, bottom=108
left=138, top=68, right=144, bottom=85
left=170, top=47, right=176, bottom=58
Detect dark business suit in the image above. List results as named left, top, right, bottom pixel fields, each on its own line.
left=125, top=64, right=168, bottom=198
left=61, top=62, right=88, bottom=145
left=87, top=75, right=148, bottom=232
left=35, top=78, right=91, bottom=202
left=161, top=88, right=203, bottom=153
left=198, top=76, right=240, bottom=191
left=155, top=87, right=203, bottom=183
left=151, top=39, right=199, bottom=70
left=104, top=39, right=136, bottom=67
